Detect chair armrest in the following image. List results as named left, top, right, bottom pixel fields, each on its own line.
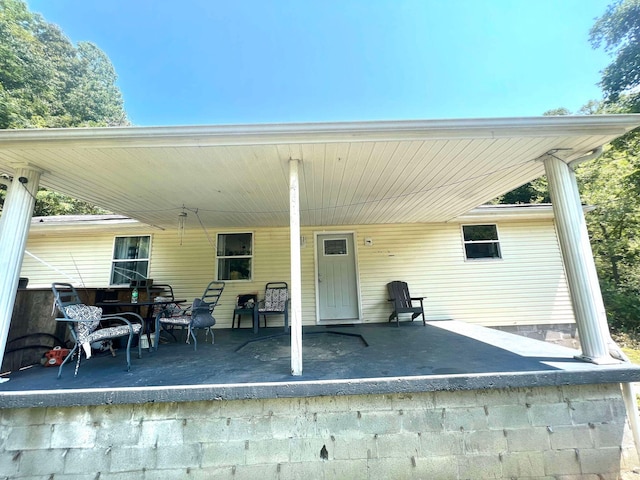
left=410, top=297, right=425, bottom=301
left=56, top=317, right=99, bottom=324
left=57, top=314, right=141, bottom=334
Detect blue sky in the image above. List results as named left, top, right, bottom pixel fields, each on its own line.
left=27, top=0, right=612, bottom=127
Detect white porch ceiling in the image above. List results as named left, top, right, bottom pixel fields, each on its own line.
left=0, top=116, right=639, bottom=229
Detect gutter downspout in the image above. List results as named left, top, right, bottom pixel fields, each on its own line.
left=567, top=146, right=603, bottom=169
left=568, top=146, right=640, bottom=459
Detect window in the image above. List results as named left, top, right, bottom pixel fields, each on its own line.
left=217, top=233, right=253, bottom=281
left=110, top=236, right=151, bottom=285
left=324, top=238, right=348, bottom=256
left=462, top=224, right=501, bottom=260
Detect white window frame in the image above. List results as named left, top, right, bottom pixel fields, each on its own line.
left=216, top=232, right=254, bottom=282
left=110, top=235, right=152, bottom=286
left=461, top=224, right=502, bottom=261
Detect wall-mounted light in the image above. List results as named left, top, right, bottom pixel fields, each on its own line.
left=178, top=211, right=187, bottom=245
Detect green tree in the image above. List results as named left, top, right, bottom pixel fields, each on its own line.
left=590, top=0, right=640, bottom=107
left=0, top=0, right=127, bottom=128
left=576, top=135, right=640, bottom=331
left=496, top=94, right=640, bottom=330
left=0, top=0, right=126, bottom=214
left=588, top=0, right=640, bottom=330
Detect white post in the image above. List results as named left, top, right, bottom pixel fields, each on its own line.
left=543, top=155, right=613, bottom=363
left=0, top=166, right=41, bottom=374
left=289, top=159, right=303, bottom=375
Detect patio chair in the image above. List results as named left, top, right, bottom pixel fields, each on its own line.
left=145, top=283, right=185, bottom=347
left=256, top=282, right=289, bottom=331
left=154, top=280, right=224, bottom=350
left=232, top=293, right=258, bottom=332
left=51, top=282, right=143, bottom=378
left=387, top=281, right=426, bottom=327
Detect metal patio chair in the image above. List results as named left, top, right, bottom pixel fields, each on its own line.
left=51, top=282, right=143, bottom=378
left=256, top=282, right=289, bottom=331
left=154, top=281, right=224, bottom=350
left=145, top=283, right=185, bottom=348
left=387, top=281, right=426, bottom=327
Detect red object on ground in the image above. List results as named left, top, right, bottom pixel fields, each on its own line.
left=43, top=347, right=70, bottom=366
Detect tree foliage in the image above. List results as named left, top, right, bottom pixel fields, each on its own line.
left=0, top=0, right=127, bottom=128
left=580, top=139, right=640, bottom=331
left=497, top=0, right=640, bottom=330
left=590, top=0, right=640, bottom=105
left=498, top=96, right=640, bottom=331
left=0, top=0, right=127, bottom=215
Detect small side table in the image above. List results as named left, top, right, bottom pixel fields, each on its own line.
left=232, top=294, right=259, bottom=333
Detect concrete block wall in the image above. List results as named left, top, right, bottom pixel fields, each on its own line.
left=0, top=383, right=637, bottom=479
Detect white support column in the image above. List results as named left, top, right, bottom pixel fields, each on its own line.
left=289, top=159, right=303, bottom=375
left=544, top=154, right=613, bottom=364
left=0, top=166, right=41, bottom=373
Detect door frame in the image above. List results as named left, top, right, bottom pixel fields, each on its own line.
left=313, top=231, right=363, bottom=325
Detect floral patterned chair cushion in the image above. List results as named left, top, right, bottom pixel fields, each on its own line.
left=64, top=304, right=102, bottom=343
left=64, top=303, right=142, bottom=359
left=258, top=287, right=288, bottom=312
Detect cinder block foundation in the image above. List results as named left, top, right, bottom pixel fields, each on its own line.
left=0, top=383, right=637, bottom=479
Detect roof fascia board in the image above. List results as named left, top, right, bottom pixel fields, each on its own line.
left=0, top=115, right=639, bottom=149
left=451, top=204, right=596, bottom=223
left=451, top=205, right=555, bottom=223
left=28, top=216, right=145, bottom=233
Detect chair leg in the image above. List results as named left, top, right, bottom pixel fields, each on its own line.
left=419, top=299, right=426, bottom=325
left=125, top=333, right=132, bottom=372
left=253, top=309, right=259, bottom=334
left=137, top=331, right=143, bottom=358
left=154, top=314, right=161, bottom=352
left=189, top=327, right=198, bottom=351
left=57, top=345, right=77, bottom=379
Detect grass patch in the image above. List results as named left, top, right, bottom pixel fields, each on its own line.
left=622, top=347, right=640, bottom=364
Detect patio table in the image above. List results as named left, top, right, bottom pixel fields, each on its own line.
left=96, top=298, right=186, bottom=350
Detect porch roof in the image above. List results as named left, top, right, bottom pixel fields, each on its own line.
left=1, top=322, right=639, bottom=409
left=1, top=115, right=639, bottom=229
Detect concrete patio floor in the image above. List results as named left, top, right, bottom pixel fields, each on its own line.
left=1, top=320, right=640, bottom=408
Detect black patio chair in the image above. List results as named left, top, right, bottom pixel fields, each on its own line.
left=144, top=283, right=186, bottom=347
left=256, top=282, right=289, bottom=331
left=154, top=281, right=224, bottom=350
left=387, top=281, right=426, bottom=327
left=51, top=282, right=143, bottom=378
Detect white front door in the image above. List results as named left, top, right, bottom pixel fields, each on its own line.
left=316, top=233, right=360, bottom=323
